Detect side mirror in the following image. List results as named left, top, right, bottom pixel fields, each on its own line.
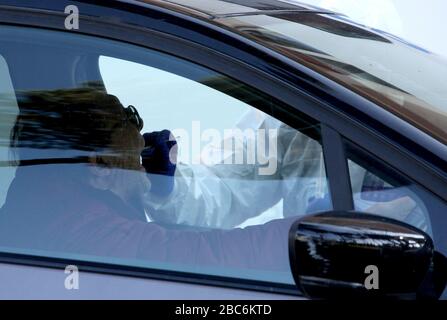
left=289, top=211, right=446, bottom=299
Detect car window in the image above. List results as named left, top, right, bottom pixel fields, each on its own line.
left=345, top=141, right=447, bottom=250
left=345, top=142, right=447, bottom=298
left=348, top=157, right=432, bottom=233
left=0, top=25, right=331, bottom=286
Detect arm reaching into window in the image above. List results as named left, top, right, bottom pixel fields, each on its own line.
left=141, top=110, right=326, bottom=229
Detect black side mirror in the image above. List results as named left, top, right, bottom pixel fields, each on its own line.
left=289, top=211, right=446, bottom=299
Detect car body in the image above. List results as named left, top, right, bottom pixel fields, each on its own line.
left=0, top=0, right=445, bottom=299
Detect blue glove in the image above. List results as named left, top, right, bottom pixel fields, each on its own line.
left=141, top=130, right=177, bottom=197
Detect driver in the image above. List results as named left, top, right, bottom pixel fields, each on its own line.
left=0, top=88, right=295, bottom=271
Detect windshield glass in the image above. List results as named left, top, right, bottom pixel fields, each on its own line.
left=216, top=13, right=447, bottom=144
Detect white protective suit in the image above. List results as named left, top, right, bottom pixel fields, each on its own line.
left=144, top=108, right=328, bottom=229
left=144, top=109, right=428, bottom=231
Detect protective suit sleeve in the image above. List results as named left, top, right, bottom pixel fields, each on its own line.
left=142, top=109, right=289, bottom=229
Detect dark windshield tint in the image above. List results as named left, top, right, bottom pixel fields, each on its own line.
left=215, top=13, right=447, bottom=144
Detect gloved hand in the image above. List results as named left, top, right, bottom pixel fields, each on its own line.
left=141, top=130, right=177, bottom=197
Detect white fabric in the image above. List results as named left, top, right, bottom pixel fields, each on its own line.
left=143, top=109, right=328, bottom=229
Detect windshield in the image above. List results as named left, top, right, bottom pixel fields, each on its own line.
left=215, top=13, right=447, bottom=144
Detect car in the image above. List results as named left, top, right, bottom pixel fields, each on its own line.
left=0, top=0, right=446, bottom=300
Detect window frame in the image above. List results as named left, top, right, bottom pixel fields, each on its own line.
left=0, top=3, right=445, bottom=297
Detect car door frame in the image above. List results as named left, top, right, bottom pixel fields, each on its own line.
left=0, top=1, right=446, bottom=297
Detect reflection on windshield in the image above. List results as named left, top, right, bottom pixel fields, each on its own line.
left=217, top=13, right=447, bottom=144
left=272, top=12, right=391, bottom=42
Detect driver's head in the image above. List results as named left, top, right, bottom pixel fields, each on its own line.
left=11, top=87, right=145, bottom=172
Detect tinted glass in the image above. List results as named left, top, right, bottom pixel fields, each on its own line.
left=216, top=13, right=447, bottom=144
left=0, top=26, right=331, bottom=285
